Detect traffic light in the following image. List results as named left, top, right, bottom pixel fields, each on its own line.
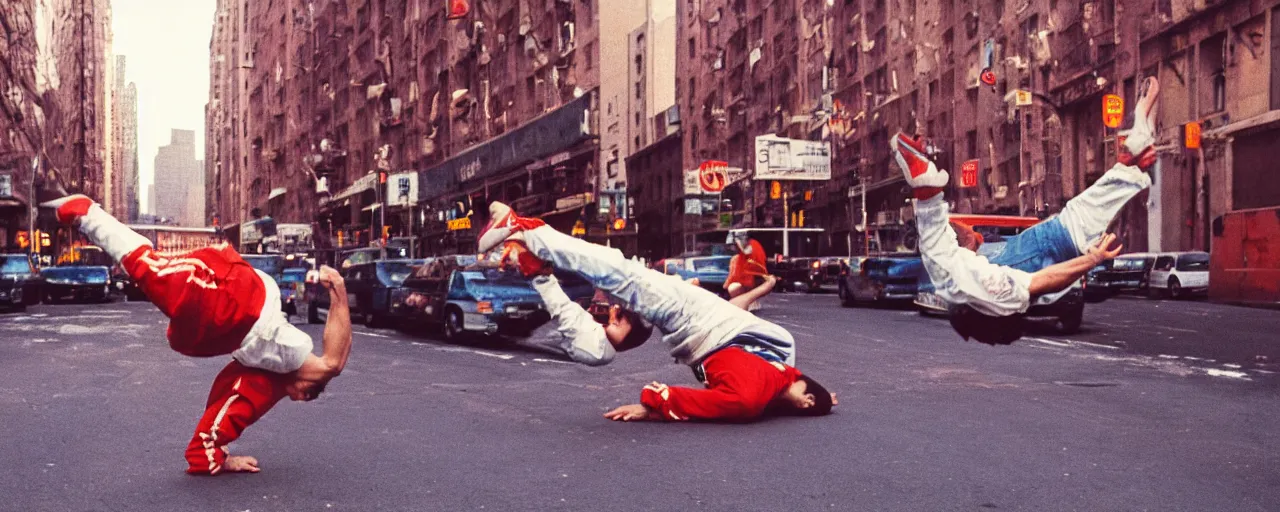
left=40, top=231, right=50, bottom=248
left=378, top=171, right=388, bottom=184
left=798, top=210, right=805, bottom=227
left=612, top=218, right=626, bottom=231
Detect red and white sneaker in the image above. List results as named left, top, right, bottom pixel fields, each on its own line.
left=39, top=194, right=94, bottom=225
left=1118, top=76, right=1160, bottom=170
left=477, top=201, right=545, bottom=253
left=498, top=241, right=550, bottom=277
left=891, top=133, right=949, bottom=197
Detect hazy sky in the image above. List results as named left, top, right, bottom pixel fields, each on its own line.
left=110, top=0, right=215, bottom=213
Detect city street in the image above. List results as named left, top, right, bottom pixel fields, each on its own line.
left=1, top=294, right=1277, bottom=511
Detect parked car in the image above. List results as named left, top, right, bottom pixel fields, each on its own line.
left=765, top=258, right=808, bottom=293
left=1, top=253, right=42, bottom=308
left=279, top=267, right=308, bottom=319
left=839, top=254, right=923, bottom=307
left=656, top=255, right=734, bottom=296
left=399, top=259, right=548, bottom=340
left=1083, top=262, right=1113, bottom=303
left=1148, top=251, right=1210, bottom=299
left=807, top=257, right=845, bottom=292
left=307, top=258, right=424, bottom=327
left=1090, top=252, right=1157, bottom=296
left=912, top=214, right=1085, bottom=333
left=41, top=265, right=113, bottom=303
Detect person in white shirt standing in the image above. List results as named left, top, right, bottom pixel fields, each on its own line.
left=894, top=77, right=1161, bottom=345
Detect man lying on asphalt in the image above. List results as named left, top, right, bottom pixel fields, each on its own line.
left=477, top=202, right=835, bottom=422
left=40, top=191, right=353, bottom=475
left=894, top=77, right=1161, bottom=345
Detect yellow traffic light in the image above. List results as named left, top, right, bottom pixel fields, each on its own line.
left=612, top=218, right=626, bottom=231
left=798, top=210, right=805, bottom=227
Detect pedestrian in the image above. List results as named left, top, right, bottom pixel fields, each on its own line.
left=724, top=232, right=771, bottom=310
left=477, top=202, right=835, bottom=422
left=893, top=77, right=1160, bottom=345
left=39, top=192, right=353, bottom=475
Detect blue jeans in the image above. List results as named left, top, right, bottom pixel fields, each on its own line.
left=982, top=217, right=1080, bottom=274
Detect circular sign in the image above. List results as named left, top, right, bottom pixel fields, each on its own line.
left=699, top=164, right=727, bottom=193
left=980, top=69, right=997, bottom=86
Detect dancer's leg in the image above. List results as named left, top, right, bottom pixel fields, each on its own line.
left=1056, top=163, right=1151, bottom=255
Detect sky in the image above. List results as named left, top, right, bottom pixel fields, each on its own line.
left=110, top=0, right=216, bottom=214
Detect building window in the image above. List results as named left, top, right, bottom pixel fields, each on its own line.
left=1201, top=34, right=1227, bottom=115
left=688, top=37, right=696, bottom=59
left=585, top=42, right=595, bottom=69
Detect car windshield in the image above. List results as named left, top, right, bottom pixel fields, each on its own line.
left=243, top=256, right=284, bottom=276
left=1113, top=258, right=1145, bottom=270
left=1176, top=253, right=1209, bottom=271
left=377, top=261, right=420, bottom=286
left=1, top=256, right=31, bottom=274
left=693, top=258, right=730, bottom=272
left=280, top=269, right=307, bottom=283
left=45, top=266, right=109, bottom=283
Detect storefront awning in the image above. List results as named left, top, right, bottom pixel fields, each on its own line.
left=321, top=173, right=380, bottom=208
left=268, top=187, right=288, bottom=200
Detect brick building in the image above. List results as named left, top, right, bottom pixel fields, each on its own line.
left=0, top=0, right=111, bottom=256
left=206, top=0, right=653, bottom=256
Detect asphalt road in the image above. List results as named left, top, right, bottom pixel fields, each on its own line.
left=1, top=294, right=1277, bottom=512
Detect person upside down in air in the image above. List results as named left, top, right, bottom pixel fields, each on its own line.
left=893, top=76, right=1160, bottom=345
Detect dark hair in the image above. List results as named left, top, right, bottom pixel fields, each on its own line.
left=948, top=305, right=1024, bottom=345
left=615, top=309, right=653, bottom=351
left=794, top=375, right=834, bottom=416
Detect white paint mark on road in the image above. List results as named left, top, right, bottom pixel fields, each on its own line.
left=1157, top=354, right=1179, bottom=359
left=533, top=358, right=575, bottom=365
left=356, top=331, right=389, bottom=338
left=1153, top=325, right=1198, bottom=334
left=432, top=346, right=516, bottom=360
left=1072, top=340, right=1120, bottom=350
left=30, top=338, right=59, bottom=343
left=1026, top=337, right=1069, bottom=348
left=96, top=310, right=130, bottom=314
left=770, top=319, right=815, bottom=333
left=1204, top=368, right=1250, bottom=380
left=1222, top=363, right=1242, bottom=369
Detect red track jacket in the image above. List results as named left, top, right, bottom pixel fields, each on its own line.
left=640, top=347, right=802, bottom=421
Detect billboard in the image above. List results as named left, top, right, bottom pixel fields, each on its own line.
left=754, top=135, right=832, bottom=180
left=387, top=172, right=418, bottom=207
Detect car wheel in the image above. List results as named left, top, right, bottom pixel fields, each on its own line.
left=367, top=312, right=388, bottom=329
left=1169, top=277, right=1182, bottom=300
left=442, top=308, right=464, bottom=341
left=307, top=303, right=323, bottom=324
left=1058, top=307, right=1084, bottom=334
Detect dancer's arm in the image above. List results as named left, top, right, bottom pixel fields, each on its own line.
left=914, top=196, right=1032, bottom=316
left=295, top=266, right=352, bottom=381
left=606, top=381, right=761, bottom=421
left=532, top=274, right=615, bottom=366
left=728, top=274, right=777, bottom=310
left=1029, top=233, right=1123, bottom=296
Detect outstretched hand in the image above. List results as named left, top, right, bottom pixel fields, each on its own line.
left=1087, top=233, right=1124, bottom=264
left=316, top=265, right=344, bottom=290
left=224, top=455, right=261, bottom=473
left=604, top=403, right=656, bottom=422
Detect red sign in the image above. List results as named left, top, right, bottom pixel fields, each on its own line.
left=1183, top=121, right=1202, bottom=149
left=959, top=160, right=980, bottom=188
left=1102, top=94, right=1125, bottom=129
left=698, top=160, right=727, bottom=193
left=980, top=69, right=997, bottom=87
left=446, top=0, right=470, bottom=19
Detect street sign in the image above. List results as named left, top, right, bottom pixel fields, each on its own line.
left=698, top=160, right=728, bottom=193
left=571, top=220, right=587, bottom=237
left=1183, top=121, right=1202, bottom=149
left=771, top=181, right=782, bottom=199
left=960, top=160, right=980, bottom=188
left=1102, top=94, right=1125, bottom=129
left=447, top=217, right=472, bottom=231
left=1014, top=89, right=1033, bottom=106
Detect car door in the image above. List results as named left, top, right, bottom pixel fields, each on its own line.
left=1176, top=253, right=1210, bottom=288
left=342, top=265, right=365, bottom=314
left=1149, top=256, right=1175, bottom=289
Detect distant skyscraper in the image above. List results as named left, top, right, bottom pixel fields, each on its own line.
left=153, top=129, right=206, bottom=226
left=111, top=55, right=140, bottom=222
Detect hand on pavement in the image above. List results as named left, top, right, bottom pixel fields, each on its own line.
left=604, top=403, right=654, bottom=422
left=224, top=455, right=261, bottom=473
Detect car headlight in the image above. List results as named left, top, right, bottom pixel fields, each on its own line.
left=505, top=305, right=518, bottom=314
left=115, top=281, right=125, bottom=290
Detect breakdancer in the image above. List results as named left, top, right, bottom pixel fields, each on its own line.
left=479, top=204, right=834, bottom=422
left=41, top=193, right=353, bottom=475
left=521, top=270, right=778, bottom=366
left=894, top=77, right=1160, bottom=345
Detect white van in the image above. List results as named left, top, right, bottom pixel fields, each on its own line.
left=1148, top=251, right=1210, bottom=299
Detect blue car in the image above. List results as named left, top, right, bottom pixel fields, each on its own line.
left=400, top=260, right=549, bottom=340
left=41, top=266, right=113, bottom=304
left=657, top=255, right=733, bottom=296
left=838, top=254, right=923, bottom=307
